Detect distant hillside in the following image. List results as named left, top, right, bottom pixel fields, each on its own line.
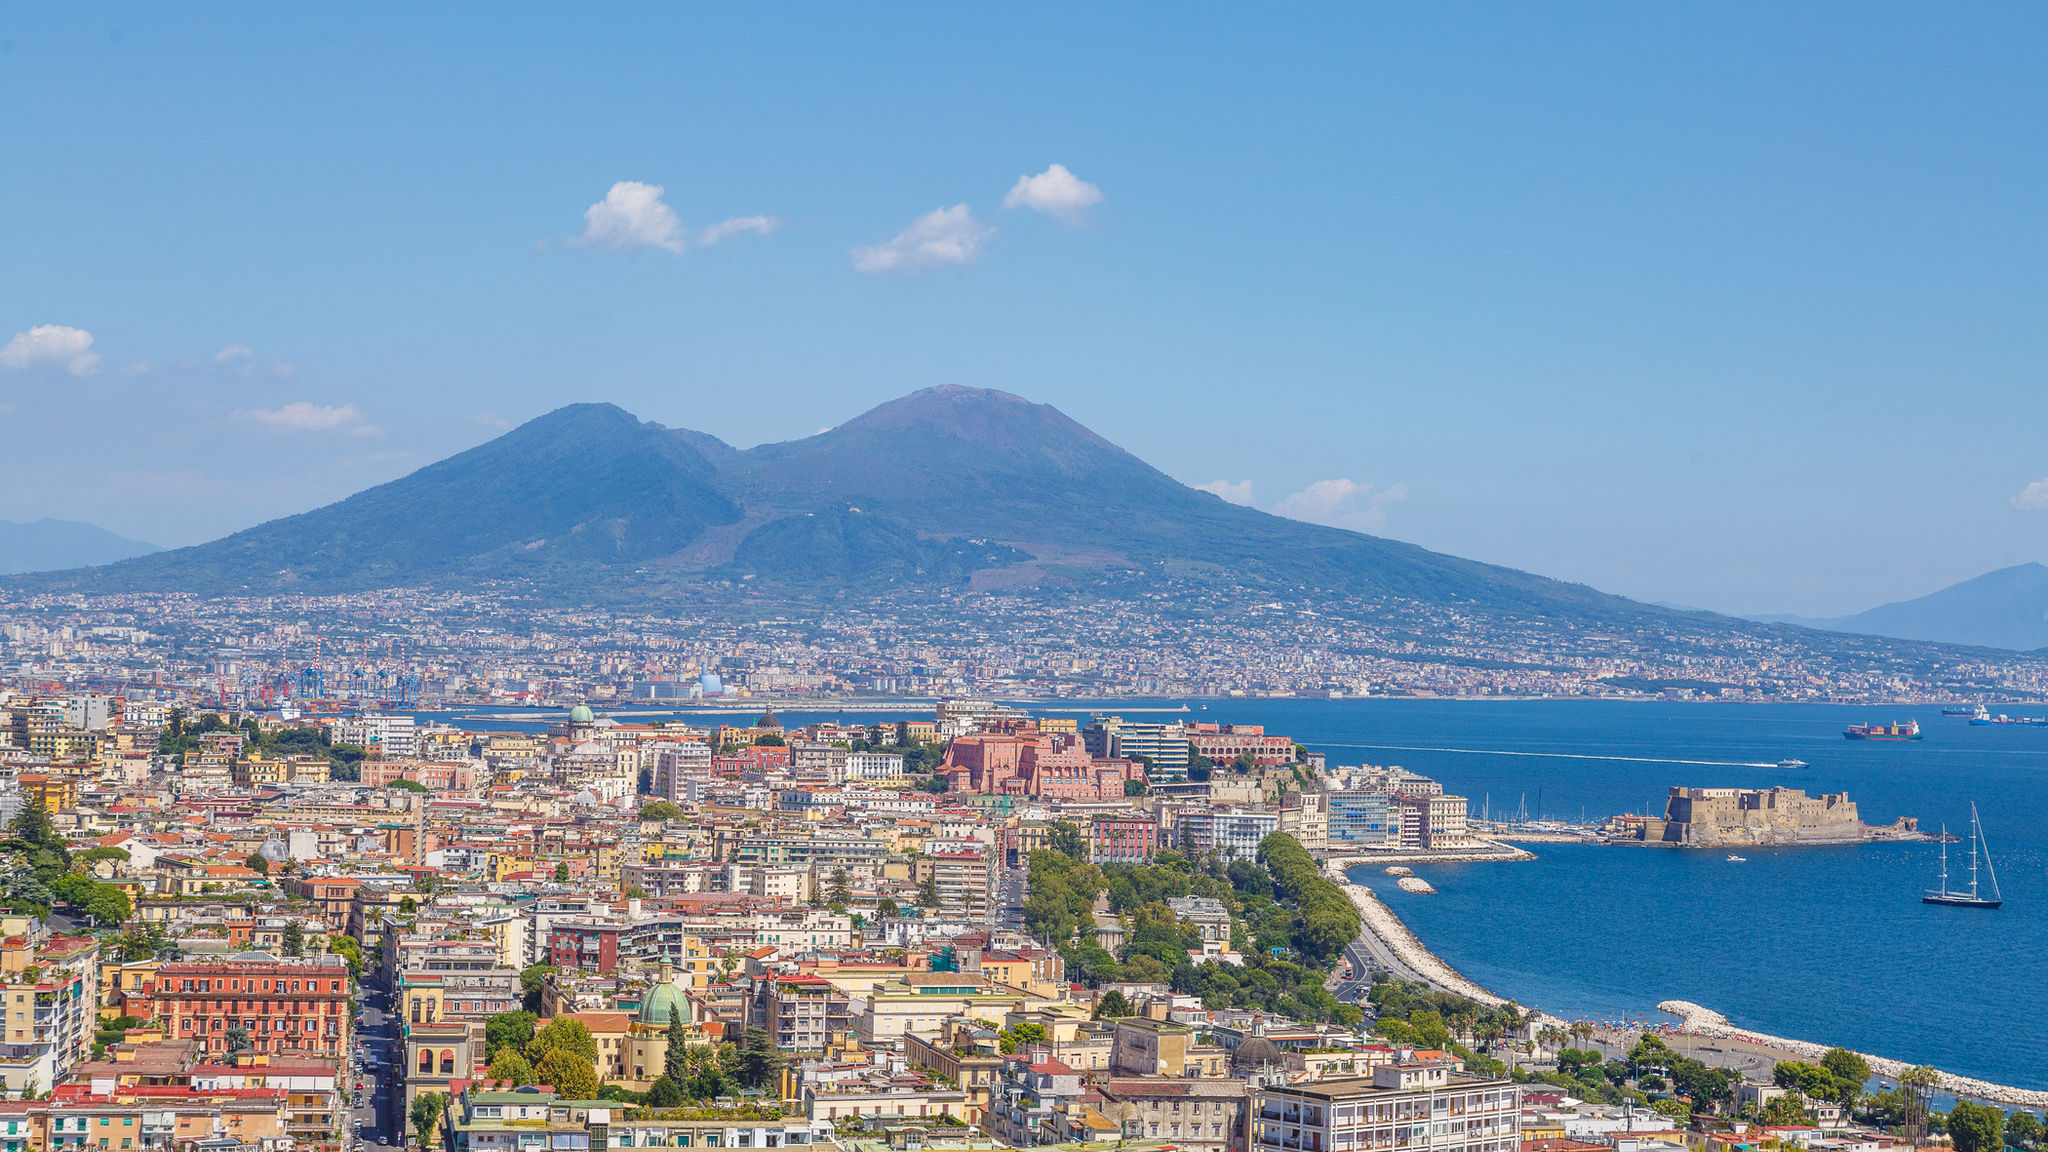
left=13, top=387, right=1684, bottom=626
left=0, top=519, right=159, bottom=574
left=1762, top=563, right=2048, bottom=651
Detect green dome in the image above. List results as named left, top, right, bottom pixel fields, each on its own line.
left=640, top=981, right=689, bottom=1026
left=569, top=704, right=595, bottom=724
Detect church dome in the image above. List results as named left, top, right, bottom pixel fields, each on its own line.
left=568, top=704, right=595, bottom=724
left=1232, top=1034, right=1282, bottom=1070
left=639, top=980, right=690, bottom=1026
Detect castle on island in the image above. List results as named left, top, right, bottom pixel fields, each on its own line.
left=1617, top=785, right=1923, bottom=847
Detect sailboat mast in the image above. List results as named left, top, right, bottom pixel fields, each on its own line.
left=1968, top=808, right=1981, bottom=898
left=1973, top=801, right=2002, bottom=901
left=1937, top=826, right=1949, bottom=896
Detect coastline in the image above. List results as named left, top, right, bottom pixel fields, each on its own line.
left=1324, top=857, right=2048, bottom=1110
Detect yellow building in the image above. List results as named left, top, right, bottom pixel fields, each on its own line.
left=17, top=774, right=76, bottom=813
left=233, top=755, right=292, bottom=787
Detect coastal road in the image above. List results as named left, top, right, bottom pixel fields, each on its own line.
left=1340, top=931, right=1434, bottom=997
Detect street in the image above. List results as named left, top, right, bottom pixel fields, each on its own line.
left=355, top=982, right=401, bottom=1151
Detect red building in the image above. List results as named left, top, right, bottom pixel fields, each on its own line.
left=155, top=956, right=352, bottom=1056
left=1087, top=815, right=1157, bottom=864
left=1186, top=723, right=1294, bottom=767
left=942, top=734, right=1134, bottom=800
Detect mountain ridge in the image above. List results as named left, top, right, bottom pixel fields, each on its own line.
left=0, top=519, right=160, bottom=575
left=9, top=387, right=1699, bottom=627
left=1758, top=562, right=2048, bottom=651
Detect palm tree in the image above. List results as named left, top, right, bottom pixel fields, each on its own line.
left=1899, top=1065, right=1939, bottom=1141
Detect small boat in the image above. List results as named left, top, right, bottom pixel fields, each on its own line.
left=1777, top=759, right=1807, bottom=769
left=1726, top=854, right=1747, bottom=862
left=1923, top=803, right=2002, bottom=909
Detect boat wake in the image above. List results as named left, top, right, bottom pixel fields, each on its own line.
left=1318, top=742, right=1777, bottom=769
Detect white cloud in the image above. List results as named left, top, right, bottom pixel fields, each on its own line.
left=118, top=360, right=155, bottom=376
left=1273, top=478, right=1408, bottom=533
left=213, top=344, right=254, bottom=365
left=571, top=181, right=685, bottom=253
left=1195, top=479, right=1255, bottom=506
left=0, top=325, right=102, bottom=376
left=1003, top=163, right=1104, bottom=224
left=2013, top=478, right=2048, bottom=511
left=851, top=205, right=994, bottom=275
left=237, top=401, right=381, bottom=435
left=698, top=215, right=783, bottom=246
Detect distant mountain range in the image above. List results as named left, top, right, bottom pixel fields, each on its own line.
left=12, top=387, right=1681, bottom=625
left=0, top=519, right=159, bottom=575
left=1757, top=562, right=2048, bottom=651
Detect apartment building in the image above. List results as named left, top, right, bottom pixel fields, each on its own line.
left=154, top=956, right=351, bottom=1058
left=1250, top=1063, right=1519, bottom=1152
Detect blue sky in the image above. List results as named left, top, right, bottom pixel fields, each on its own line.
left=3, top=4, right=2046, bottom=617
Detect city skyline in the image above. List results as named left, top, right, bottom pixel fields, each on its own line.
left=6, top=6, right=2048, bottom=618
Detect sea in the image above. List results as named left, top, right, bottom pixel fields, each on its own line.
left=418, top=697, right=2048, bottom=1090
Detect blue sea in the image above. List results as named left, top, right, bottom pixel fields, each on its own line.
left=421, top=697, right=2047, bottom=1089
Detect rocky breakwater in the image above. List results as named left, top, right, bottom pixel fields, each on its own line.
left=1658, top=1001, right=2048, bottom=1110
left=1619, top=786, right=1928, bottom=848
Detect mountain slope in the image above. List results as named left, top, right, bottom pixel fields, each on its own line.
left=16, top=388, right=1671, bottom=626
left=717, top=386, right=1651, bottom=618
left=1768, top=563, right=2048, bottom=651
left=37, top=403, right=741, bottom=591
left=0, top=519, right=159, bottom=574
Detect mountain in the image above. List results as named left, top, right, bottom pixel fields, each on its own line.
left=1763, top=563, right=2048, bottom=651
left=45, top=403, right=742, bottom=591
left=0, top=519, right=159, bottom=574
left=9, top=387, right=1673, bottom=623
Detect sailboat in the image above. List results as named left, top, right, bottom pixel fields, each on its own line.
left=1923, top=803, right=2003, bottom=909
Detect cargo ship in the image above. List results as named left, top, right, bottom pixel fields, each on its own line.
left=1942, top=707, right=1981, bottom=717
left=1845, top=719, right=1922, bottom=741
left=1969, top=710, right=2046, bottom=726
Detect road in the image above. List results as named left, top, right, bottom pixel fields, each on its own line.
left=996, top=859, right=1025, bottom=930
left=355, top=982, right=402, bottom=1151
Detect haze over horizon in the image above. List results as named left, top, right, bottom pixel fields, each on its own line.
left=6, top=5, right=2048, bottom=617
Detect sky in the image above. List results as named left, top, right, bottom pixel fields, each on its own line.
left=3, top=4, right=2047, bottom=618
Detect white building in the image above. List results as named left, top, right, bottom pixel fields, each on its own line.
left=1179, top=807, right=1280, bottom=861
left=1252, top=1063, right=1519, bottom=1152
left=333, top=712, right=418, bottom=758
left=842, top=751, right=906, bottom=783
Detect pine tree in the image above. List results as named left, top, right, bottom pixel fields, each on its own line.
left=663, top=1007, right=688, bottom=1085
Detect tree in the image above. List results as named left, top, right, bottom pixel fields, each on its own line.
left=409, top=1091, right=449, bottom=1150
left=1899, top=1065, right=1939, bottom=1140
left=916, top=877, right=940, bottom=908
left=644, top=1075, right=684, bottom=1107
left=225, top=1024, right=251, bottom=1054
left=1759, top=1095, right=1809, bottom=1126
left=1949, top=1101, right=2003, bottom=1152
left=553, top=862, right=570, bottom=883
left=753, top=733, right=785, bottom=747
left=330, top=934, right=364, bottom=977
left=519, top=965, right=557, bottom=1013
left=875, top=897, right=899, bottom=919
left=2006, top=1110, right=2041, bottom=1149
left=534, top=1049, right=599, bottom=1100
left=736, top=1026, right=782, bottom=1089
left=827, top=868, right=853, bottom=905
left=527, top=1018, right=598, bottom=1066
left=664, top=1007, right=689, bottom=1085
left=281, top=922, right=305, bottom=957
left=683, top=1056, right=735, bottom=1101
left=1093, top=990, right=1132, bottom=1020
left=639, top=801, right=681, bottom=821
left=484, top=1010, right=537, bottom=1062
left=1047, top=821, right=1088, bottom=863
left=486, top=1050, right=535, bottom=1085
left=245, top=853, right=270, bottom=876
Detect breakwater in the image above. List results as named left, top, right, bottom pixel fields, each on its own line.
left=1655, top=1001, right=2048, bottom=1111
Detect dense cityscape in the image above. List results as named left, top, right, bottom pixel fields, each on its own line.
left=3, top=586, right=2045, bottom=708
